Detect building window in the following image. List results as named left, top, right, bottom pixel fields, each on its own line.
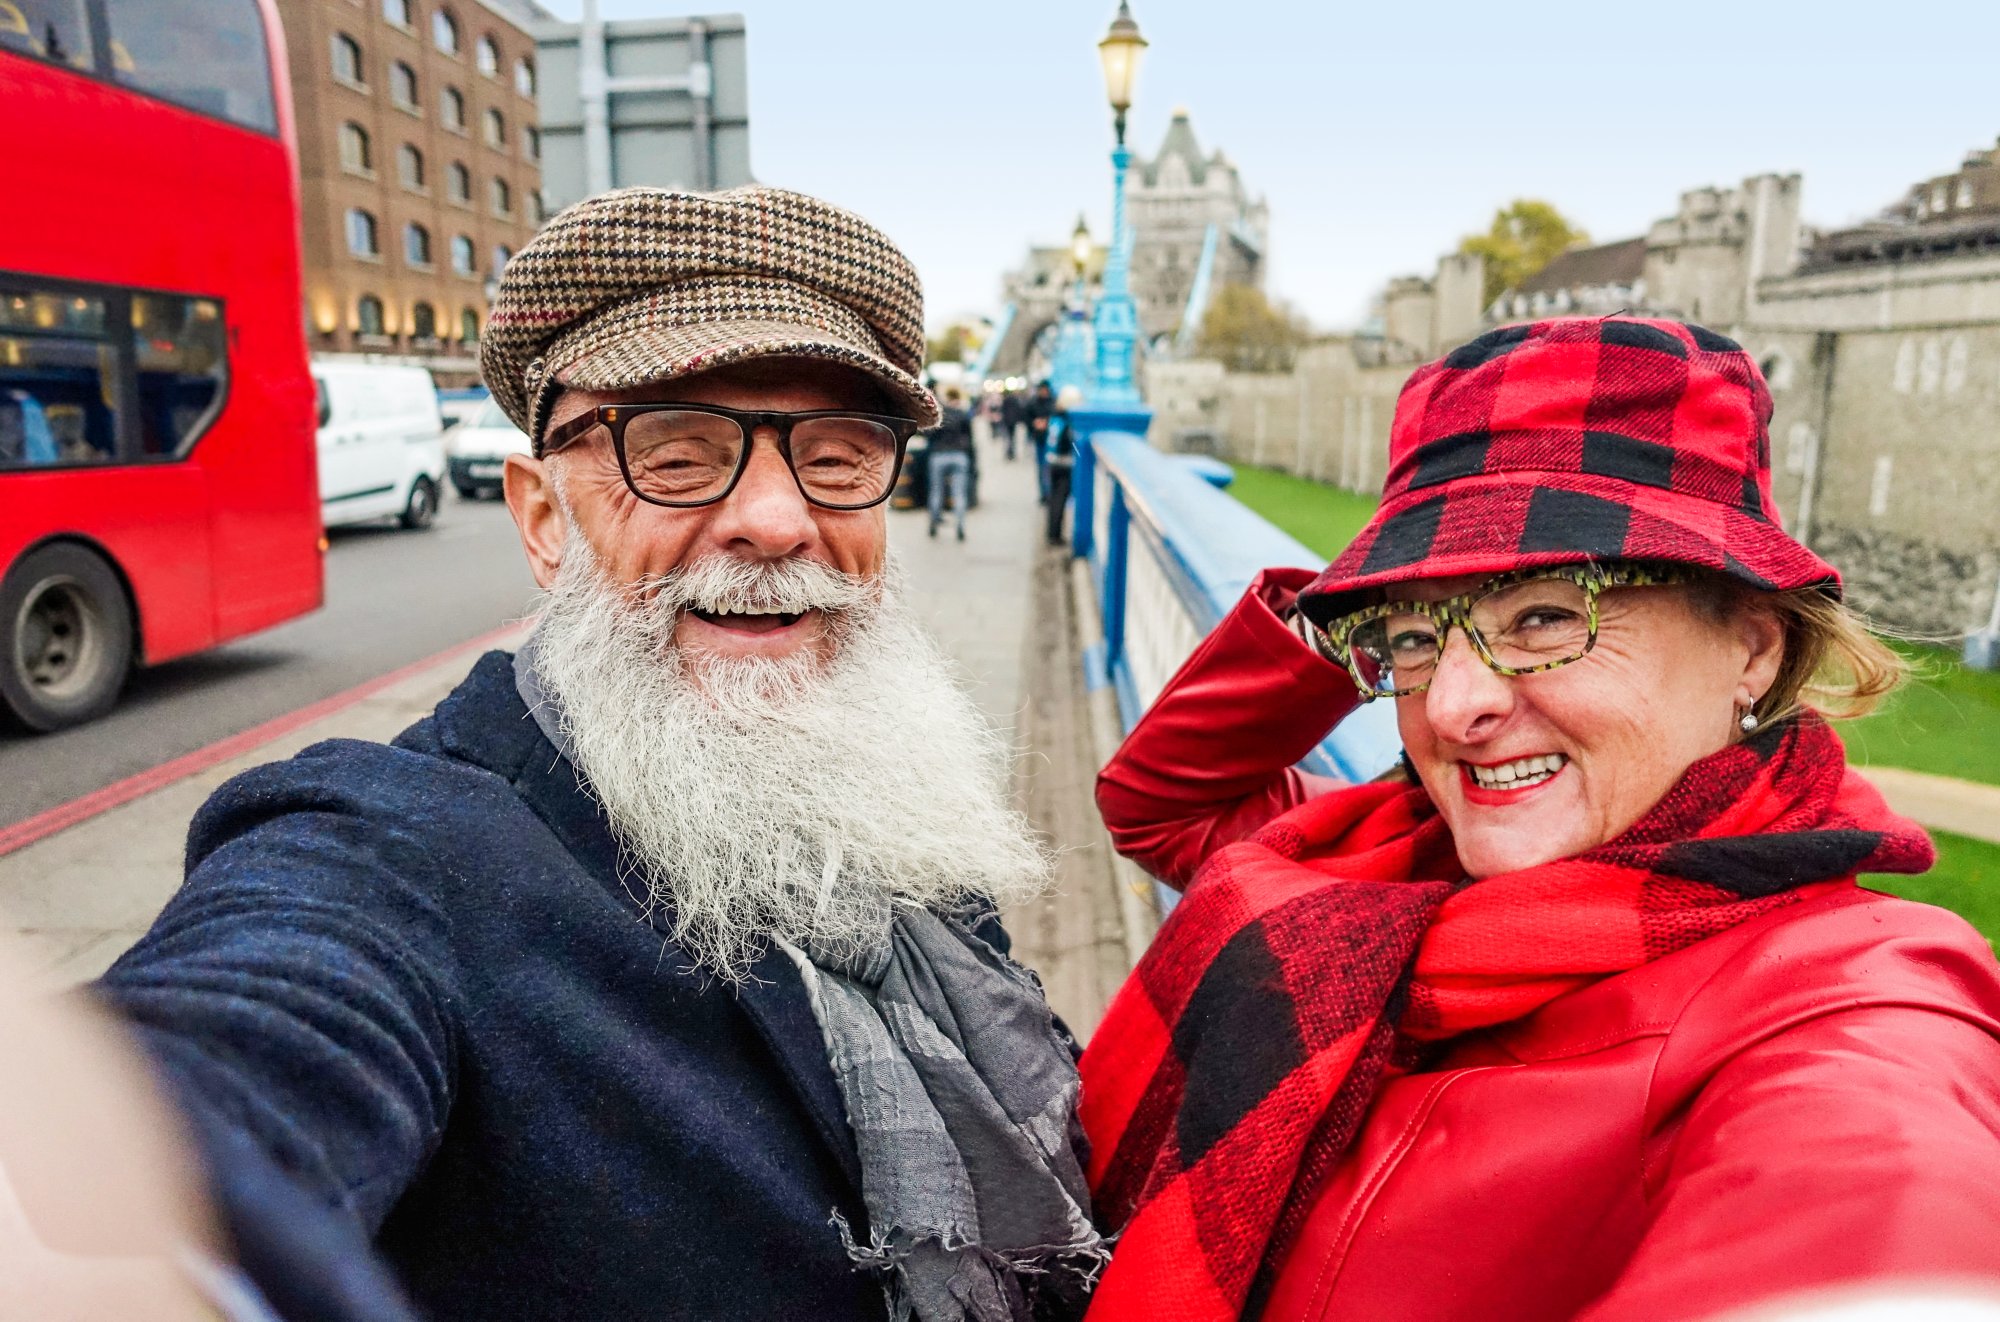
left=330, top=32, right=363, bottom=85
left=451, top=235, right=476, bottom=276
left=441, top=85, right=466, bottom=131
left=491, top=177, right=512, bottom=217
left=338, top=122, right=372, bottom=175
left=476, top=34, right=498, bottom=76
left=404, top=222, right=433, bottom=268
left=411, top=302, right=438, bottom=340
left=398, top=143, right=425, bottom=190
left=460, top=307, right=480, bottom=343
left=483, top=107, right=506, bottom=148
left=531, top=189, right=548, bottom=224
left=514, top=57, right=535, bottom=98
left=390, top=60, right=418, bottom=109
left=432, top=8, right=458, bottom=55
left=448, top=161, right=471, bottom=204
left=491, top=244, right=512, bottom=275
left=382, top=0, right=410, bottom=27
left=346, top=208, right=380, bottom=258
left=1959, top=179, right=1976, bottom=210
left=1932, top=184, right=1949, bottom=213
left=525, top=125, right=539, bottom=161
left=357, top=294, right=386, bottom=337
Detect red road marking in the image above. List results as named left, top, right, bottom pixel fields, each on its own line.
left=0, top=620, right=532, bottom=858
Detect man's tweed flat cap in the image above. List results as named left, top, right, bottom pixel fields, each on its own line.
left=480, top=185, right=940, bottom=453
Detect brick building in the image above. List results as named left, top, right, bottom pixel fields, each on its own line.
left=275, top=0, right=548, bottom=377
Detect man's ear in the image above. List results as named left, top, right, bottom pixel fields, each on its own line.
left=504, top=454, right=567, bottom=590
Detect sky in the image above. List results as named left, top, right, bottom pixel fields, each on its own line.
left=543, top=0, right=2000, bottom=334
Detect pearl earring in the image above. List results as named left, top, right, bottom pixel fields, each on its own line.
left=1739, top=710, right=1760, bottom=733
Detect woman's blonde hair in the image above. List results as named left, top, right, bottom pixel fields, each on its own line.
left=1713, top=582, right=1908, bottom=723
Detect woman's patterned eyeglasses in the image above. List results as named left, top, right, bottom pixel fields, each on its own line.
left=1306, top=563, right=1693, bottom=700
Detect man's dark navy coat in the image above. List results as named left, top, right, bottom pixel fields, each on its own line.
left=96, top=651, right=902, bottom=1320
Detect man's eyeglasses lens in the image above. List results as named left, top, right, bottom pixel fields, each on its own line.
left=1345, top=575, right=1595, bottom=696
left=621, top=410, right=901, bottom=507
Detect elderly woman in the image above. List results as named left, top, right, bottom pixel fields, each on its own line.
left=1078, top=319, right=2000, bottom=1322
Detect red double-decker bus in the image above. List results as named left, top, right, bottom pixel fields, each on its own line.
left=0, top=0, right=321, bottom=732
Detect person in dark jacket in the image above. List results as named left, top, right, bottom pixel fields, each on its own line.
left=927, top=385, right=975, bottom=541
left=1043, top=385, right=1084, bottom=547
left=1024, top=381, right=1055, bottom=503
left=93, top=186, right=1103, bottom=1322
left=999, top=388, right=1025, bottom=460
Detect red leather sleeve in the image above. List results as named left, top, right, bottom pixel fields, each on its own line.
left=1093, top=567, right=1363, bottom=889
left=1579, top=1003, right=2000, bottom=1321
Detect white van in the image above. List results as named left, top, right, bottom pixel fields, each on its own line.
left=446, top=396, right=532, bottom=500
left=312, top=361, right=449, bottom=530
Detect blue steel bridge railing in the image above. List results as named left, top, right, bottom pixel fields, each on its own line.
left=1070, top=427, right=1402, bottom=792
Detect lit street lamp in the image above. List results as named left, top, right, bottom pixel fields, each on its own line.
left=1097, top=1, right=1148, bottom=148
left=1071, top=214, right=1094, bottom=279
left=1089, top=2, right=1147, bottom=406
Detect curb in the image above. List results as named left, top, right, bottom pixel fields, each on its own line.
left=0, top=620, right=530, bottom=859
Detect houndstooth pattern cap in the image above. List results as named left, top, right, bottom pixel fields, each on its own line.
left=480, top=185, right=940, bottom=453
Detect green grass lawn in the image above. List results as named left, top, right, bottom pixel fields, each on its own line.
left=1867, top=830, right=2000, bottom=947
left=1840, top=643, right=2000, bottom=785
left=1225, top=463, right=1382, bottom=560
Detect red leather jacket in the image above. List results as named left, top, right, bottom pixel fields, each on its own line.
left=1096, top=569, right=2000, bottom=1322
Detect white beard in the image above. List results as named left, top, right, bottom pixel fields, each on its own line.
left=529, top=531, right=1052, bottom=979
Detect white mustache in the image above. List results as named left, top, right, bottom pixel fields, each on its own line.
left=637, top=554, right=877, bottom=618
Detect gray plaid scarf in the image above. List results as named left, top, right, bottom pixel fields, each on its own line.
left=515, top=643, right=1106, bottom=1320
left=782, top=913, right=1106, bottom=1321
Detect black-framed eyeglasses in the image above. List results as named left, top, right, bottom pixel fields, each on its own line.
left=1309, top=562, right=1693, bottom=700
left=540, top=403, right=924, bottom=510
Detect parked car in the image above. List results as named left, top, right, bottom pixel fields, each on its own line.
left=312, top=361, right=448, bottom=530
left=446, top=397, right=531, bottom=500
left=437, top=385, right=491, bottom=430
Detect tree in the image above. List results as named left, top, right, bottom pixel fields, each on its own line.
left=925, top=325, right=971, bottom=365
left=1196, top=284, right=1309, bottom=373
left=1458, top=200, right=1589, bottom=306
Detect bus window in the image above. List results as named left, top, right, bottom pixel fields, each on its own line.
left=0, top=290, right=117, bottom=469
left=0, top=0, right=92, bottom=70
left=102, top=0, right=276, bottom=133
left=134, top=294, right=226, bottom=457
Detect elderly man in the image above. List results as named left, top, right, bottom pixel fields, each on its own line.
left=92, top=187, right=1102, bottom=1321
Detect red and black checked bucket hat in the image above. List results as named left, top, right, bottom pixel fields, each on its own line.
left=1294, top=317, right=1842, bottom=627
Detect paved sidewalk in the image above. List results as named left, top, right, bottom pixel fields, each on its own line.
left=1856, top=765, right=2000, bottom=847
left=0, top=433, right=1137, bottom=1032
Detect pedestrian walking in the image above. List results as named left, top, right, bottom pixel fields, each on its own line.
left=927, top=384, right=975, bottom=541
left=1000, top=387, right=1025, bottom=460
left=1024, top=380, right=1055, bottom=503
left=1045, top=385, right=1084, bottom=546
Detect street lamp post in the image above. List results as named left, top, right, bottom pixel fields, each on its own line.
left=1089, top=2, right=1148, bottom=407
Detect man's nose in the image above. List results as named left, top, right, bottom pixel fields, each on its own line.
left=707, top=429, right=816, bottom=558
left=1421, top=627, right=1514, bottom=744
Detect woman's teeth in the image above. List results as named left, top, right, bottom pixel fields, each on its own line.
left=1467, top=754, right=1568, bottom=790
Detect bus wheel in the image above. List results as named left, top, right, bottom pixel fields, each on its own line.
left=401, top=477, right=439, bottom=530
left=0, top=544, right=135, bottom=733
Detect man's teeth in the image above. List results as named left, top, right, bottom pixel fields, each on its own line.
left=1468, top=754, right=1568, bottom=789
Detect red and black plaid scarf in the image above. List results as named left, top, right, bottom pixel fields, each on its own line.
left=1077, top=713, right=1933, bottom=1320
